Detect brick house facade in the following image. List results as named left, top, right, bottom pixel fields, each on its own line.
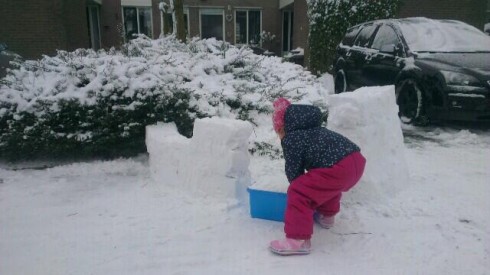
left=0, top=0, right=488, bottom=60
left=0, top=0, right=92, bottom=59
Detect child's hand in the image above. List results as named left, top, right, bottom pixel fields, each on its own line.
left=276, top=127, right=285, bottom=140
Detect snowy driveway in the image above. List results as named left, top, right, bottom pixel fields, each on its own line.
left=1, top=126, right=489, bottom=275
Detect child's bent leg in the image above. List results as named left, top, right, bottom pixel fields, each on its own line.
left=284, top=180, right=316, bottom=240
left=284, top=172, right=342, bottom=240
left=316, top=193, right=342, bottom=217
left=314, top=193, right=341, bottom=229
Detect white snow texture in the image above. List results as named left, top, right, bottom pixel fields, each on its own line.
left=327, top=85, right=409, bottom=203
left=148, top=86, right=408, bottom=208
left=146, top=117, right=253, bottom=203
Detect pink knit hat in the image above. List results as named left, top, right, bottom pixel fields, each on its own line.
left=272, top=97, right=291, bottom=132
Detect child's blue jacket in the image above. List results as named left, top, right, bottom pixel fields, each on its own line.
left=281, top=104, right=360, bottom=182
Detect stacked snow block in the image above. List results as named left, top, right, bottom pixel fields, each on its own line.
left=146, top=117, right=253, bottom=202
left=327, top=85, right=409, bottom=203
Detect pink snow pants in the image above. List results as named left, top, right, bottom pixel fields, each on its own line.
left=284, top=151, right=366, bottom=240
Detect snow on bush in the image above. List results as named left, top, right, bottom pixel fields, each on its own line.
left=0, top=35, right=327, bottom=160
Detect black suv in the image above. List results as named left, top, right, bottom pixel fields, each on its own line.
left=333, top=17, right=490, bottom=124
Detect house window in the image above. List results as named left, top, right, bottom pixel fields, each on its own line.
left=282, top=10, right=293, bottom=52
left=235, top=10, right=262, bottom=45
left=87, top=5, right=101, bottom=50
left=123, top=6, right=153, bottom=41
left=200, top=9, right=224, bottom=40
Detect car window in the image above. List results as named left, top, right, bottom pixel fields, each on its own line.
left=354, top=24, right=377, bottom=48
left=341, top=25, right=362, bottom=46
left=371, top=24, right=400, bottom=50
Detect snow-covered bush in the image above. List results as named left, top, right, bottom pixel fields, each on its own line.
left=307, top=0, right=401, bottom=74
left=0, top=36, right=326, bottom=160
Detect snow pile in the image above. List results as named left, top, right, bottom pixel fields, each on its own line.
left=327, top=85, right=409, bottom=202
left=248, top=160, right=288, bottom=193
left=146, top=117, right=253, bottom=203
left=2, top=126, right=490, bottom=274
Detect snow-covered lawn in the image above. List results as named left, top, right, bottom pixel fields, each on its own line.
left=1, top=125, right=489, bottom=275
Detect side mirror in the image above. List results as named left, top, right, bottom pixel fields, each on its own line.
left=380, top=44, right=396, bottom=55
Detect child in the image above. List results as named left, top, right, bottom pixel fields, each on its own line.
left=269, top=97, right=366, bottom=256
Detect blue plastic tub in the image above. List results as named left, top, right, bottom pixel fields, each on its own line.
left=247, top=187, right=287, bottom=222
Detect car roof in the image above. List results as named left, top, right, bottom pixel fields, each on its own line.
left=347, top=17, right=490, bottom=53
left=350, top=17, right=468, bottom=29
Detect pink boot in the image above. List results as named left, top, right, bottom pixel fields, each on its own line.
left=314, top=213, right=335, bottom=229
left=269, top=238, right=311, bottom=255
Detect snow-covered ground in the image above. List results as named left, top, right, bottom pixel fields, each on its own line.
left=1, top=122, right=489, bottom=275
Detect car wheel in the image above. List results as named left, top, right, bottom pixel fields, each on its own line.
left=334, top=69, right=347, bottom=94
left=396, top=78, right=429, bottom=125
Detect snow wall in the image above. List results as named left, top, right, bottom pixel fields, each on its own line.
left=147, top=85, right=408, bottom=205
left=327, top=85, right=409, bottom=203
left=146, top=117, right=253, bottom=203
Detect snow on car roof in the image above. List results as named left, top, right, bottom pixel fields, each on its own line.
left=396, top=17, right=490, bottom=52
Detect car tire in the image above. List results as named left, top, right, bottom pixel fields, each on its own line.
left=396, top=78, right=429, bottom=125
left=334, top=69, right=347, bottom=94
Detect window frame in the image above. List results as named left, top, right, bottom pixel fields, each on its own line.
left=371, top=23, right=401, bottom=51
left=341, top=25, right=362, bottom=47
left=121, top=6, right=154, bottom=41
left=353, top=23, right=379, bottom=48
left=282, top=10, right=293, bottom=52
left=199, top=8, right=225, bottom=40
left=234, top=9, right=263, bottom=46
left=87, top=5, right=102, bottom=50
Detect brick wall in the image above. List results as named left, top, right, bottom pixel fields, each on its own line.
left=0, top=0, right=63, bottom=59
left=0, top=0, right=90, bottom=59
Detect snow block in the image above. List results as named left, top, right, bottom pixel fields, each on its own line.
left=146, top=118, right=253, bottom=202
left=247, top=188, right=287, bottom=222
left=146, top=123, right=190, bottom=186
left=327, top=85, right=409, bottom=202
